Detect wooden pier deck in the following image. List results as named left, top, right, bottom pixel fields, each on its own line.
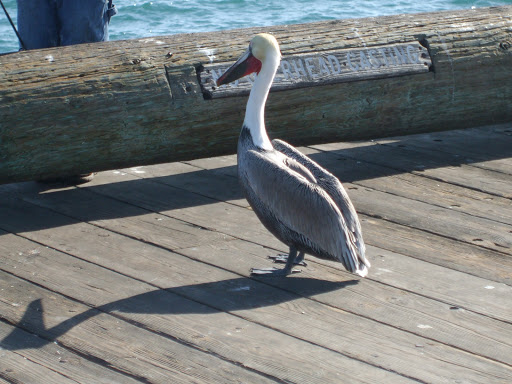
left=1, top=124, right=511, bottom=384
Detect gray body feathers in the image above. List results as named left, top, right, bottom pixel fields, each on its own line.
left=237, top=127, right=369, bottom=276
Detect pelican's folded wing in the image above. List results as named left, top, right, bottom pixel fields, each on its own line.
left=272, top=139, right=366, bottom=260
left=243, top=149, right=367, bottom=275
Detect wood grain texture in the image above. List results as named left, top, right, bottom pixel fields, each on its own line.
left=3, top=176, right=510, bottom=317
left=3, top=169, right=511, bottom=364
left=0, top=6, right=511, bottom=183
left=0, top=321, right=142, bottom=384
left=1, top=127, right=511, bottom=383
left=0, top=272, right=280, bottom=384
left=310, top=125, right=512, bottom=200
left=0, top=203, right=510, bottom=383
left=0, top=348, right=78, bottom=384
left=0, top=236, right=415, bottom=384
left=122, top=151, right=512, bottom=285
left=181, top=152, right=512, bottom=285
left=374, top=127, right=512, bottom=176
left=176, top=127, right=512, bottom=265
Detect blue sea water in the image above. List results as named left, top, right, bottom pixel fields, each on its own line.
left=1, top=0, right=511, bottom=53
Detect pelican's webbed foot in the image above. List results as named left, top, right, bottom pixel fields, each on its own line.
left=268, top=251, right=307, bottom=266
left=251, top=247, right=302, bottom=277
left=250, top=267, right=301, bottom=276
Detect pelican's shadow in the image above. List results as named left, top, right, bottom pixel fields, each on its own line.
left=1, top=276, right=358, bottom=350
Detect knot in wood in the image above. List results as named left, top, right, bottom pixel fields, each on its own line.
left=499, top=41, right=511, bottom=51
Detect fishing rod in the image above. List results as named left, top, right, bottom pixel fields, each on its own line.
left=0, top=0, right=26, bottom=50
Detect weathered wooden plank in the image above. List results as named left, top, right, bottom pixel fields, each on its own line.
left=294, top=146, right=512, bottom=227
left=0, top=273, right=282, bottom=384
left=127, top=159, right=512, bottom=265
left=1, top=6, right=511, bottom=183
left=93, top=162, right=508, bottom=270
left=0, top=181, right=233, bottom=251
left=361, top=215, right=512, bottom=285
left=5, top=179, right=511, bottom=318
left=158, top=143, right=512, bottom=228
left=1, top=213, right=511, bottom=383
left=112, top=168, right=511, bottom=255
left=0, top=237, right=415, bottom=384
left=123, top=162, right=249, bottom=207
left=3, top=176, right=512, bottom=367
left=311, top=137, right=512, bottom=199
left=0, top=346, right=78, bottom=384
left=357, top=171, right=512, bottom=226
left=0, top=321, right=142, bottom=384
left=181, top=240, right=512, bottom=363
left=120, top=160, right=512, bottom=285
left=152, top=148, right=512, bottom=256
left=353, top=184, right=512, bottom=253
left=182, top=147, right=512, bottom=282
left=374, top=124, right=512, bottom=175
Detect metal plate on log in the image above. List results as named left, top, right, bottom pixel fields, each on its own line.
left=199, top=42, right=432, bottom=99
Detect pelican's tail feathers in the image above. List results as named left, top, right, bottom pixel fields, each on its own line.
left=355, top=263, right=369, bottom=278
left=343, top=228, right=370, bottom=277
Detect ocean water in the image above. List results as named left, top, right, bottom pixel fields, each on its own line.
left=1, top=0, right=511, bottom=53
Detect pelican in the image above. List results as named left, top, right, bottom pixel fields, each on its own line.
left=216, top=33, right=370, bottom=277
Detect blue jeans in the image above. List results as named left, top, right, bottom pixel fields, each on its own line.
left=17, top=0, right=117, bottom=49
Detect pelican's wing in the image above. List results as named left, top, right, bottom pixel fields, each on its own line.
left=243, top=149, right=368, bottom=276
left=272, top=139, right=366, bottom=260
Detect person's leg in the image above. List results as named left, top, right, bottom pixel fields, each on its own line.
left=58, top=0, right=116, bottom=45
left=17, top=0, right=59, bottom=49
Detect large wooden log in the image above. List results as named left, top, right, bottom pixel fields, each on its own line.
left=0, top=6, right=511, bottom=183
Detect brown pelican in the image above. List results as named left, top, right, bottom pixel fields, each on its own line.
left=217, top=34, right=370, bottom=277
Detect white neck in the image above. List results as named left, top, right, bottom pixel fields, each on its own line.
left=243, top=51, right=280, bottom=150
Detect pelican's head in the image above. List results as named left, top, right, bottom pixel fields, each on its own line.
left=216, top=33, right=281, bottom=86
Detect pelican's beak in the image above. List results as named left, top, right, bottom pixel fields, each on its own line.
left=216, top=46, right=262, bottom=86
